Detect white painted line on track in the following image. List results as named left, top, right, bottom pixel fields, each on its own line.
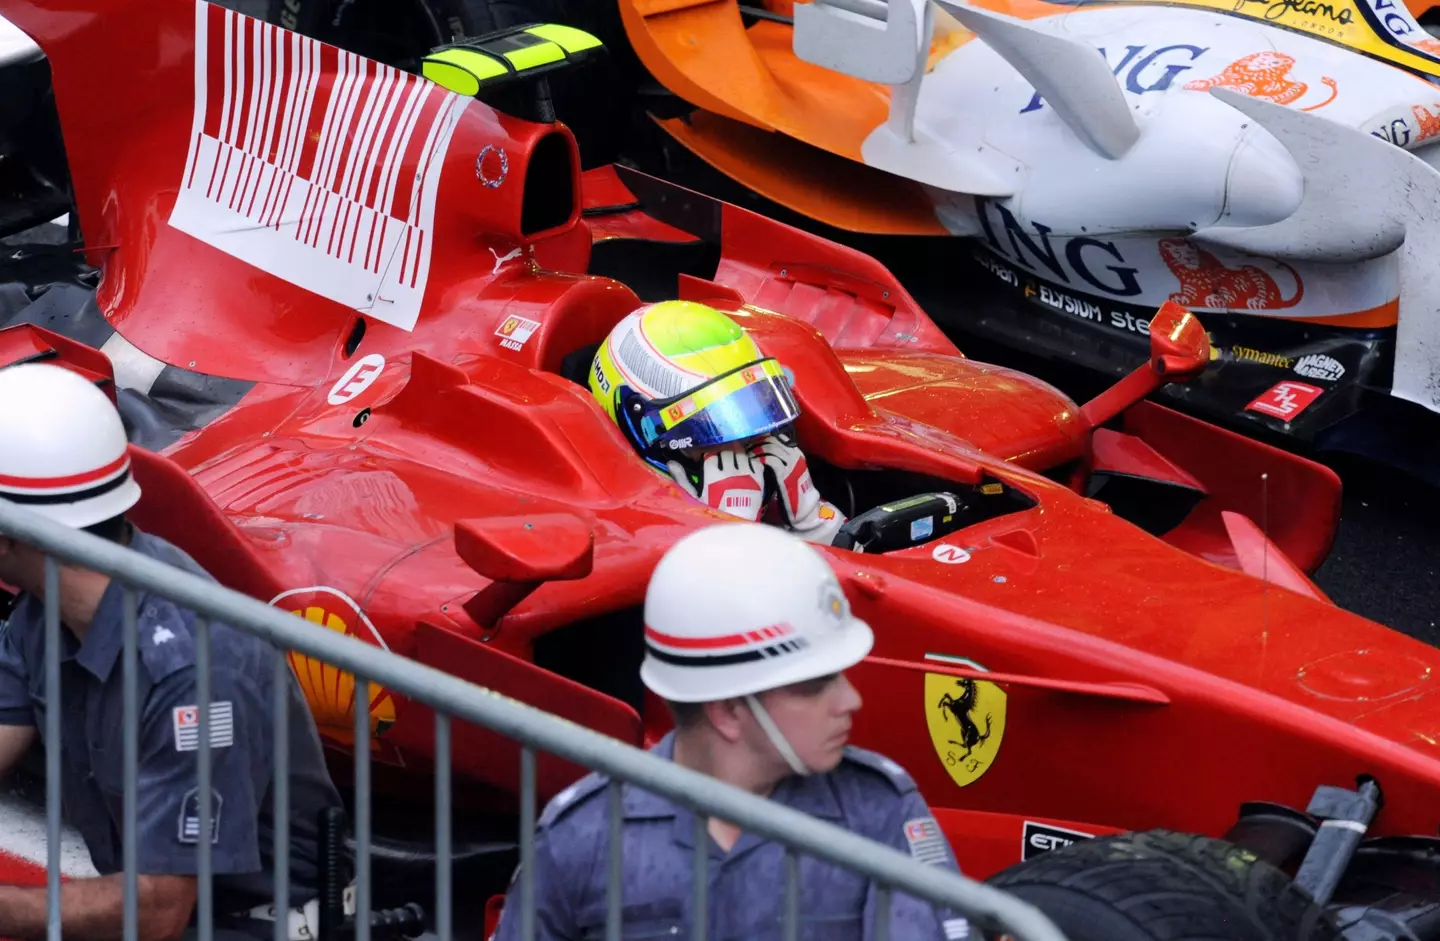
left=0, top=789, right=98, bottom=877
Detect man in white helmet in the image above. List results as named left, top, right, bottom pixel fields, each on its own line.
left=492, top=522, right=971, bottom=941
left=0, top=363, right=343, bottom=941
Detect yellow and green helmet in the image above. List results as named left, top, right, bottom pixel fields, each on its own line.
left=590, top=301, right=801, bottom=471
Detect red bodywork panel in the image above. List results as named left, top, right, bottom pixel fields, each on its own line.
left=0, top=0, right=1434, bottom=852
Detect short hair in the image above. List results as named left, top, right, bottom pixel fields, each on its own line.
left=82, top=514, right=130, bottom=544
left=665, top=699, right=706, bottom=730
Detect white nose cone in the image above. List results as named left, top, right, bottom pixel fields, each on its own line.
left=1214, top=122, right=1304, bottom=229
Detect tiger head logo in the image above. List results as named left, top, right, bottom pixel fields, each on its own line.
left=1158, top=238, right=1304, bottom=312
left=1184, top=52, right=1337, bottom=111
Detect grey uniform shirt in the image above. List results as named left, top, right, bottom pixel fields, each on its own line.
left=0, top=528, right=343, bottom=917
left=494, top=733, right=971, bottom=941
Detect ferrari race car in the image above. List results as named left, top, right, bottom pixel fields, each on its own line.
left=5, top=0, right=1440, bottom=937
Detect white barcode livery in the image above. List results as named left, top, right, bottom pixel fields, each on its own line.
left=168, top=1, right=469, bottom=331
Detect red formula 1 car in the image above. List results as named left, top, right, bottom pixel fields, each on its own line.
left=2, top=0, right=1440, bottom=936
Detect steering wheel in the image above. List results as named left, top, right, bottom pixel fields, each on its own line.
left=830, top=492, right=967, bottom=553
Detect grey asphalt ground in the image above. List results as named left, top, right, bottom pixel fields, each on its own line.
left=1310, top=454, right=1440, bottom=645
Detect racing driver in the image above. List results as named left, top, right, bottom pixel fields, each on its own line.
left=589, top=300, right=847, bottom=545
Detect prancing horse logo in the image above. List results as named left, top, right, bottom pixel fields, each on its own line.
left=922, top=657, right=1007, bottom=788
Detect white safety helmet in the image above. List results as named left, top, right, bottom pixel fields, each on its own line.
left=642, top=523, right=873, bottom=773
left=0, top=364, right=141, bottom=528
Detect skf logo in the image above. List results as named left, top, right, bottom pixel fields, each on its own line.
left=327, top=353, right=386, bottom=406
left=1022, top=822, right=1094, bottom=861
left=1246, top=381, right=1324, bottom=420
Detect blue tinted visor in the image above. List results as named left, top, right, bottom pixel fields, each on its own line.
left=627, top=358, right=801, bottom=456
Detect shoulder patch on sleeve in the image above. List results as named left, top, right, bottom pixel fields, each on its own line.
left=137, top=600, right=197, bottom=683
left=841, top=746, right=918, bottom=795
left=902, top=816, right=950, bottom=866
left=177, top=786, right=223, bottom=844
left=536, top=771, right=609, bottom=830
left=171, top=701, right=235, bottom=752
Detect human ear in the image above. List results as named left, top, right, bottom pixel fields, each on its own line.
left=702, top=698, right=747, bottom=743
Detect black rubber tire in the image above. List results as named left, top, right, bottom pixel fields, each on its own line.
left=986, top=829, right=1342, bottom=941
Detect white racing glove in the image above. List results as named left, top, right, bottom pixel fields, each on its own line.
left=666, top=447, right=768, bottom=522
left=753, top=432, right=847, bottom=545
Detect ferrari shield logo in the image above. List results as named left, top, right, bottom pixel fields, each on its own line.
left=923, top=655, right=1006, bottom=788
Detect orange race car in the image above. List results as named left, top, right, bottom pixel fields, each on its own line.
left=254, top=0, right=1440, bottom=484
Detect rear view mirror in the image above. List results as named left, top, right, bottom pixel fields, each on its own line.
left=1081, top=302, right=1211, bottom=428
left=454, top=514, right=594, bottom=628
left=1148, top=301, right=1211, bottom=381
left=455, top=514, right=594, bottom=583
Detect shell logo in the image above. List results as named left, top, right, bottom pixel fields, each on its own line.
left=268, top=587, right=397, bottom=738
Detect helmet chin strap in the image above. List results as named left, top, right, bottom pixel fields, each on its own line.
left=744, top=694, right=810, bottom=777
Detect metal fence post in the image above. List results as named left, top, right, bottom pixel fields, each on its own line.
left=122, top=588, right=139, bottom=941
left=197, top=617, right=214, bottom=941
left=43, top=556, right=60, bottom=941
left=355, top=678, right=372, bottom=941
left=273, top=650, right=291, bottom=941
left=435, top=713, right=452, bottom=941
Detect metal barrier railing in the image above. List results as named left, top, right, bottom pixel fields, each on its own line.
left=0, top=496, right=1067, bottom=941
